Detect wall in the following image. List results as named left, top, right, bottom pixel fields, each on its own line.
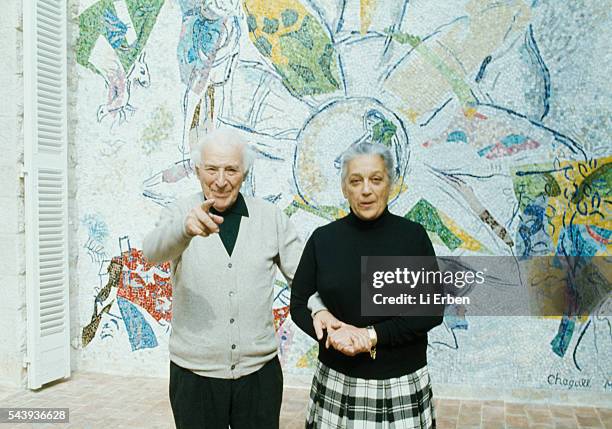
left=67, top=0, right=85, bottom=377
left=71, top=0, right=611, bottom=405
left=0, top=0, right=81, bottom=389
left=0, top=0, right=26, bottom=388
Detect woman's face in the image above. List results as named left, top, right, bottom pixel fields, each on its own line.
left=342, top=154, right=391, bottom=221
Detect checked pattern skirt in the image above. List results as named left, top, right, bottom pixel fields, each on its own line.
left=306, top=361, right=436, bottom=429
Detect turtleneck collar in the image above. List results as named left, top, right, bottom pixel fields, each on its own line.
left=208, top=192, right=249, bottom=218
left=345, top=206, right=391, bottom=229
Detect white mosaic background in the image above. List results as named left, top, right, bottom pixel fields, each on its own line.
left=71, top=0, right=611, bottom=402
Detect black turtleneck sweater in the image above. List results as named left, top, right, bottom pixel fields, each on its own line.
left=290, top=207, right=443, bottom=379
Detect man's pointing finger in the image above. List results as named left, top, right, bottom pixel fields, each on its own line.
left=201, top=199, right=215, bottom=212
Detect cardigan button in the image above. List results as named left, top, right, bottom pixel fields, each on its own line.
left=228, top=262, right=232, bottom=268
left=231, top=344, right=236, bottom=350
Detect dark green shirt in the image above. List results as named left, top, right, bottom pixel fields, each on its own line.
left=209, top=193, right=249, bottom=256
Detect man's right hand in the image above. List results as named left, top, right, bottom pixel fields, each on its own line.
left=184, top=200, right=224, bottom=237
left=313, top=310, right=342, bottom=340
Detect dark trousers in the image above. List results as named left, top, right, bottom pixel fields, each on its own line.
left=169, top=358, right=283, bottom=429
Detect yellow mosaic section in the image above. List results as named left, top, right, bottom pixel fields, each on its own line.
left=546, top=157, right=612, bottom=254
left=360, top=0, right=376, bottom=34
left=243, top=0, right=310, bottom=67
left=439, top=211, right=484, bottom=252
left=524, top=156, right=611, bottom=317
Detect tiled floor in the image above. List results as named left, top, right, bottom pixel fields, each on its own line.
left=0, top=372, right=610, bottom=428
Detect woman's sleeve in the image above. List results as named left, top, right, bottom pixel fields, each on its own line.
left=289, top=235, right=319, bottom=340
left=373, top=224, right=444, bottom=347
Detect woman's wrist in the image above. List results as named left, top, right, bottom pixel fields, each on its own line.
left=366, top=326, right=377, bottom=347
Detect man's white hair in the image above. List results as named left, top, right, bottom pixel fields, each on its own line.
left=190, top=127, right=255, bottom=174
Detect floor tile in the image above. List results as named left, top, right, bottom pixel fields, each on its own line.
left=1, top=372, right=610, bottom=428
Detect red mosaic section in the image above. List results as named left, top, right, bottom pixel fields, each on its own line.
left=273, top=306, right=290, bottom=332
left=115, top=248, right=173, bottom=322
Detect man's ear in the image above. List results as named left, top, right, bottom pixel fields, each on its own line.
left=341, top=181, right=348, bottom=199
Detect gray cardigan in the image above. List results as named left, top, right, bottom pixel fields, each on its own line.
left=143, top=192, right=319, bottom=379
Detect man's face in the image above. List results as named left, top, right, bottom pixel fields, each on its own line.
left=196, top=143, right=245, bottom=212
left=342, top=154, right=391, bottom=221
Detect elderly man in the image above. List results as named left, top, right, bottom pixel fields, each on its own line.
left=143, top=128, right=324, bottom=429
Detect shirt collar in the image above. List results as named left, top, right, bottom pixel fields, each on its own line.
left=209, top=192, right=250, bottom=217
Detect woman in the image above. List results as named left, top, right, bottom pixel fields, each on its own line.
left=290, top=141, right=443, bottom=428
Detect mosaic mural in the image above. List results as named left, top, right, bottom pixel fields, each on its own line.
left=75, top=0, right=611, bottom=394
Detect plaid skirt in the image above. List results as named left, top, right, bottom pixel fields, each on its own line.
left=306, top=361, right=436, bottom=429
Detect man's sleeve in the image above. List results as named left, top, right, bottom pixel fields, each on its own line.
left=273, top=207, right=303, bottom=285
left=142, top=200, right=193, bottom=265
left=274, top=209, right=328, bottom=326
left=307, top=292, right=327, bottom=316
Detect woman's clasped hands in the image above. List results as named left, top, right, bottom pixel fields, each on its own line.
left=312, top=310, right=372, bottom=357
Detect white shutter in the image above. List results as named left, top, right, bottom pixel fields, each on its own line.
left=23, top=0, right=70, bottom=389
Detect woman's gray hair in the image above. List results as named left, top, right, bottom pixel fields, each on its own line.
left=340, top=141, right=396, bottom=183
left=190, top=127, right=255, bottom=174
